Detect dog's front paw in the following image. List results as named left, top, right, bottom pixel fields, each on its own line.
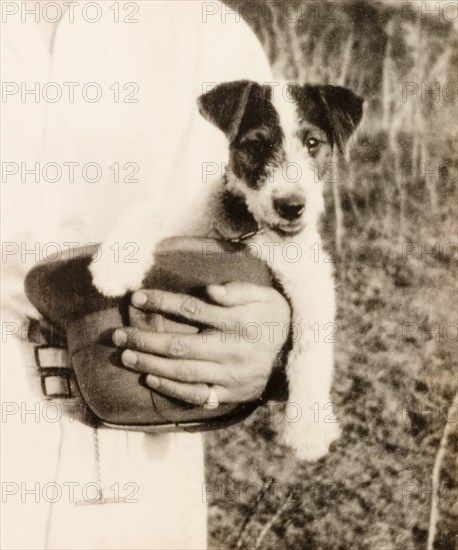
left=89, top=245, right=152, bottom=297
left=283, top=415, right=341, bottom=462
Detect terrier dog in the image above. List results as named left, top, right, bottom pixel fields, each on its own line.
left=90, top=80, right=363, bottom=461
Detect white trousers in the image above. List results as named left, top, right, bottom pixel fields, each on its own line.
left=1, top=335, right=207, bottom=550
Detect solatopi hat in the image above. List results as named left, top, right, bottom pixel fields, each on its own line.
left=25, top=237, right=281, bottom=432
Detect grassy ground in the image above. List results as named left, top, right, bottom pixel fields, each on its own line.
left=205, top=2, right=457, bottom=548
left=206, top=199, right=457, bottom=550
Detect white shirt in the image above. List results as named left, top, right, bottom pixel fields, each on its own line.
left=1, top=2, right=272, bottom=548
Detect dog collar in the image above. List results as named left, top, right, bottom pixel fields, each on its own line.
left=227, top=228, right=263, bottom=243
left=212, top=224, right=263, bottom=244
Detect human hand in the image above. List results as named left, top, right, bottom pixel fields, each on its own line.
left=112, top=282, right=291, bottom=405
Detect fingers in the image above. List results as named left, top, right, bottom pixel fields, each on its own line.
left=113, top=328, right=222, bottom=362
left=131, top=289, right=225, bottom=328
left=206, top=281, right=272, bottom=306
left=145, top=376, right=227, bottom=406
left=119, top=348, right=225, bottom=385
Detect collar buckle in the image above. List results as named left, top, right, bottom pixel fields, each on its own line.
left=228, top=229, right=262, bottom=244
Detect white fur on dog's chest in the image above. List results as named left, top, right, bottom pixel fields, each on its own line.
left=249, top=229, right=335, bottom=319
left=249, top=229, right=339, bottom=461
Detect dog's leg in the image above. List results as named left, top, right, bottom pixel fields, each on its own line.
left=89, top=182, right=218, bottom=297
left=272, top=252, right=340, bottom=461
left=89, top=202, right=174, bottom=296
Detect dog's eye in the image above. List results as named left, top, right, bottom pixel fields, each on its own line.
left=305, top=137, right=320, bottom=153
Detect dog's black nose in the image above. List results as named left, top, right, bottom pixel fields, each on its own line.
left=274, top=196, right=305, bottom=221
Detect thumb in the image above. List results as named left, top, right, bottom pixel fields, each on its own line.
left=206, top=281, right=268, bottom=306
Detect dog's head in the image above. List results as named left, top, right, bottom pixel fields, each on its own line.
left=198, top=80, right=363, bottom=237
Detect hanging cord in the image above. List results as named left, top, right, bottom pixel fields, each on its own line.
left=74, top=426, right=118, bottom=505
left=93, top=426, right=103, bottom=501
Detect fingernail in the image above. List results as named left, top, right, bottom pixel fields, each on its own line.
left=146, top=374, right=159, bottom=387
left=113, top=329, right=127, bottom=346
left=209, top=285, right=226, bottom=297
left=132, top=291, right=147, bottom=307
left=122, top=349, right=137, bottom=367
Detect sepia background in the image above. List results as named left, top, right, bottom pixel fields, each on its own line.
left=206, top=1, right=457, bottom=548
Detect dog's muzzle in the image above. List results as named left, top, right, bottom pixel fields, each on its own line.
left=273, top=195, right=305, bottom=221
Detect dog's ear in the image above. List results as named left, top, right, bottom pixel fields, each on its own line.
left=198, top=81, right=268, bottom=141
left=290, top=84, right=364, bottom=152
left=317, top=85, right=364, bottom=151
